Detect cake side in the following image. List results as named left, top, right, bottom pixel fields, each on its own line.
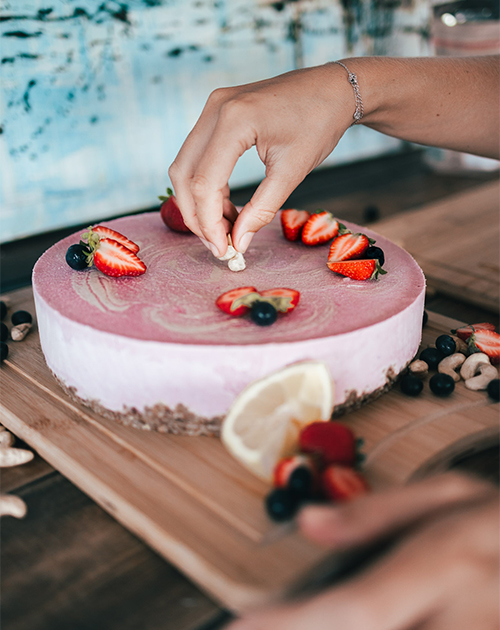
left=33, top=280, right=425, bottom=424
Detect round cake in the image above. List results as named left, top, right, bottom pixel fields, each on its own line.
left=32, top=212, right=425, bottom=435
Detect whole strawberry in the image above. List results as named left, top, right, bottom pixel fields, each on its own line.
left=298, top=421, right=357, bottom=467
left=159, top=188, right=192, bottom=233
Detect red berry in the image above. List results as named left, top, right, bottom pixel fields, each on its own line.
left=301, top=211, right=340, bottom=246
left=328, top=233, right=370, bottom=262
left=321, top=465, right=370, bottom=502
left=159, top=188, right=192, bottom=233
left=327, top=259, right=385, bottom=281
left=93, top=238, right=147, bottom=277
left=468, top=329, right=500, bottom=364
left=281, top=209, right=310, bottom=241
left=215, top=287, right=259, bottom=317
left=452, top=323, right=496, bottom=341
left=298, top=421, right=357, bottom=467
left=273, top=454, right=317, bottom=488
left=259, top=288, right=300, bottom=313
left=91, top=225, right=140, bottom=253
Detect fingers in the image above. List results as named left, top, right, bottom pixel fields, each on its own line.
left=171, top=94, right=256, bottom=257
left=229, top=493, right=498, bottom=630
left=231, top=166, right=304, bottom=253
left=298, top=472, right=496, bottom=549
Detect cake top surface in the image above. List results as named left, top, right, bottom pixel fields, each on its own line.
left=33, top=212, right=425, bottom=346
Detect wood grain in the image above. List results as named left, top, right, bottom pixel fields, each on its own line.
left=1, top=287, right=499, bottom=613
left=372, top=180, right=500, bottom=312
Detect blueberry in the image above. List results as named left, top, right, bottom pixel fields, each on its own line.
left=423, top=310, right=428, bottom=327
left=400, top=374, right=424, bottom=396
left=487, top=379, right=500, bottom=401
left=419, top=347, right=444, bottom=371
left=265, top=488, right=299, bottom=522
left=288, top=466, right=313, bottom=500
left=250, top=301, right=277, bottom=326
left=66, top=243, right=91, bottom=271
left=0, top=322, right=8, bottom=342
left=435, top=334, right=456, bottom=357
left=0, top=301, right=6, bottom=321
left=11, top=310, right=32, bottom=326
left=364, top=245, right=385, bottom=267
left=429, top=373, right=455, bottom=397
left=1, top=341, right=8, bottom=363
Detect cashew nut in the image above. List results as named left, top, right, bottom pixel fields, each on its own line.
left=0, top=495, right=27, bottom=518
left=0, top=447, right=34, bottom=467
left=465, top=363, right=498, bottom=391
left=0, top=431, right=15, bottom=448
left=460, top=353, right=491, bottom=381
left=438, top=353, right=466, bottom=382
left=408, top=360, right=428, bottom=378
left=449, top=334, right=469, bottom=355
left=218, top=234, right=246, bottom=272
left=11, top=322, right=32, bottom=341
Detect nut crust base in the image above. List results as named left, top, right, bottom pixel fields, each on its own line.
left=53, top=365, right=403, bottom=436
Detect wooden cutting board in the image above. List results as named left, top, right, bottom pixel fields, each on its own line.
left=1, top=286, right=499, bottom=612
left=372, top=180, right=500, bottom=313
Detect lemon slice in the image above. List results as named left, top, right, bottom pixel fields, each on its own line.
left=221, top=361, right=334, bottom=481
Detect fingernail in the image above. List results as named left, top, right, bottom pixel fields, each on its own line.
left=238, top=232, right=254, bottom=253
left=200, top=238, right=220, bottom=258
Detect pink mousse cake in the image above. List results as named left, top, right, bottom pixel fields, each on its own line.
left=32, top=212, right=425, bottom=436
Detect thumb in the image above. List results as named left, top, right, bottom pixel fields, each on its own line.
left=231, top=168, right=305, bottom=252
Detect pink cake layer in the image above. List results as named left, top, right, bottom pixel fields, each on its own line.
left=33, top=212, right=425, bottom=427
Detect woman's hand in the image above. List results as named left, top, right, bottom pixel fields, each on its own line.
left=168, top=63, right=354, bottom=257
left=228, top=473, right=499, bottom=630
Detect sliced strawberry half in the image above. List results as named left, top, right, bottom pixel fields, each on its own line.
left=89, top=225, right=140, bottom=253
left=301, top=211, right=342, bottom=246
left=259, top=288, right=300, bottom=313
left=299, top=421, right=357, bottom=468
left=452, top=322, right=497, bottom=341
left=216, top=286, right=258, bottom=316
left=93, top=238, right=147, bottom=277
left=327, top=259, right=386, bottom=281
left=273, top=454, right=317, bottom=488
left=328, top=232, right=370, bottom=262
left=468, top=329, right=500, bottom=364
left=281, top=209, right=310, bottom=241
left=321, top=465, right=370, bottom=502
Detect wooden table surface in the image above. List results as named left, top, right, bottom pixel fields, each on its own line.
left=2, top=157, right=499, bottom=630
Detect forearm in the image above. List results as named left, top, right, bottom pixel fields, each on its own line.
left=339, top=56, right=500, bottom=159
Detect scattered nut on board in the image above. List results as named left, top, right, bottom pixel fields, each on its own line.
left=0, top=424, right=32, bottom=519
left=0, top=495, right=27, bottom=519
left=460, top=353, right=491, bottom=381
left=408, top=360, right=428, bottom=378
left=449, top=334, right=469, bottom=355
left=0, top=430, right=15, bottom=448
left=438, top=353, right=466, bottom=382
left=465, top=363, right=498, bottom=391
left=11, top=323, right=32, bottom=341
left=0, top=446, right=34, bottom=467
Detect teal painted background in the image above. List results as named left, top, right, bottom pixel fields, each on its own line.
left=0, top=0, right=431, bottom=242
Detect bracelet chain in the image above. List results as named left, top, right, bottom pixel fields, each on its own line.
left=333, top=61, right=364, bottom=125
